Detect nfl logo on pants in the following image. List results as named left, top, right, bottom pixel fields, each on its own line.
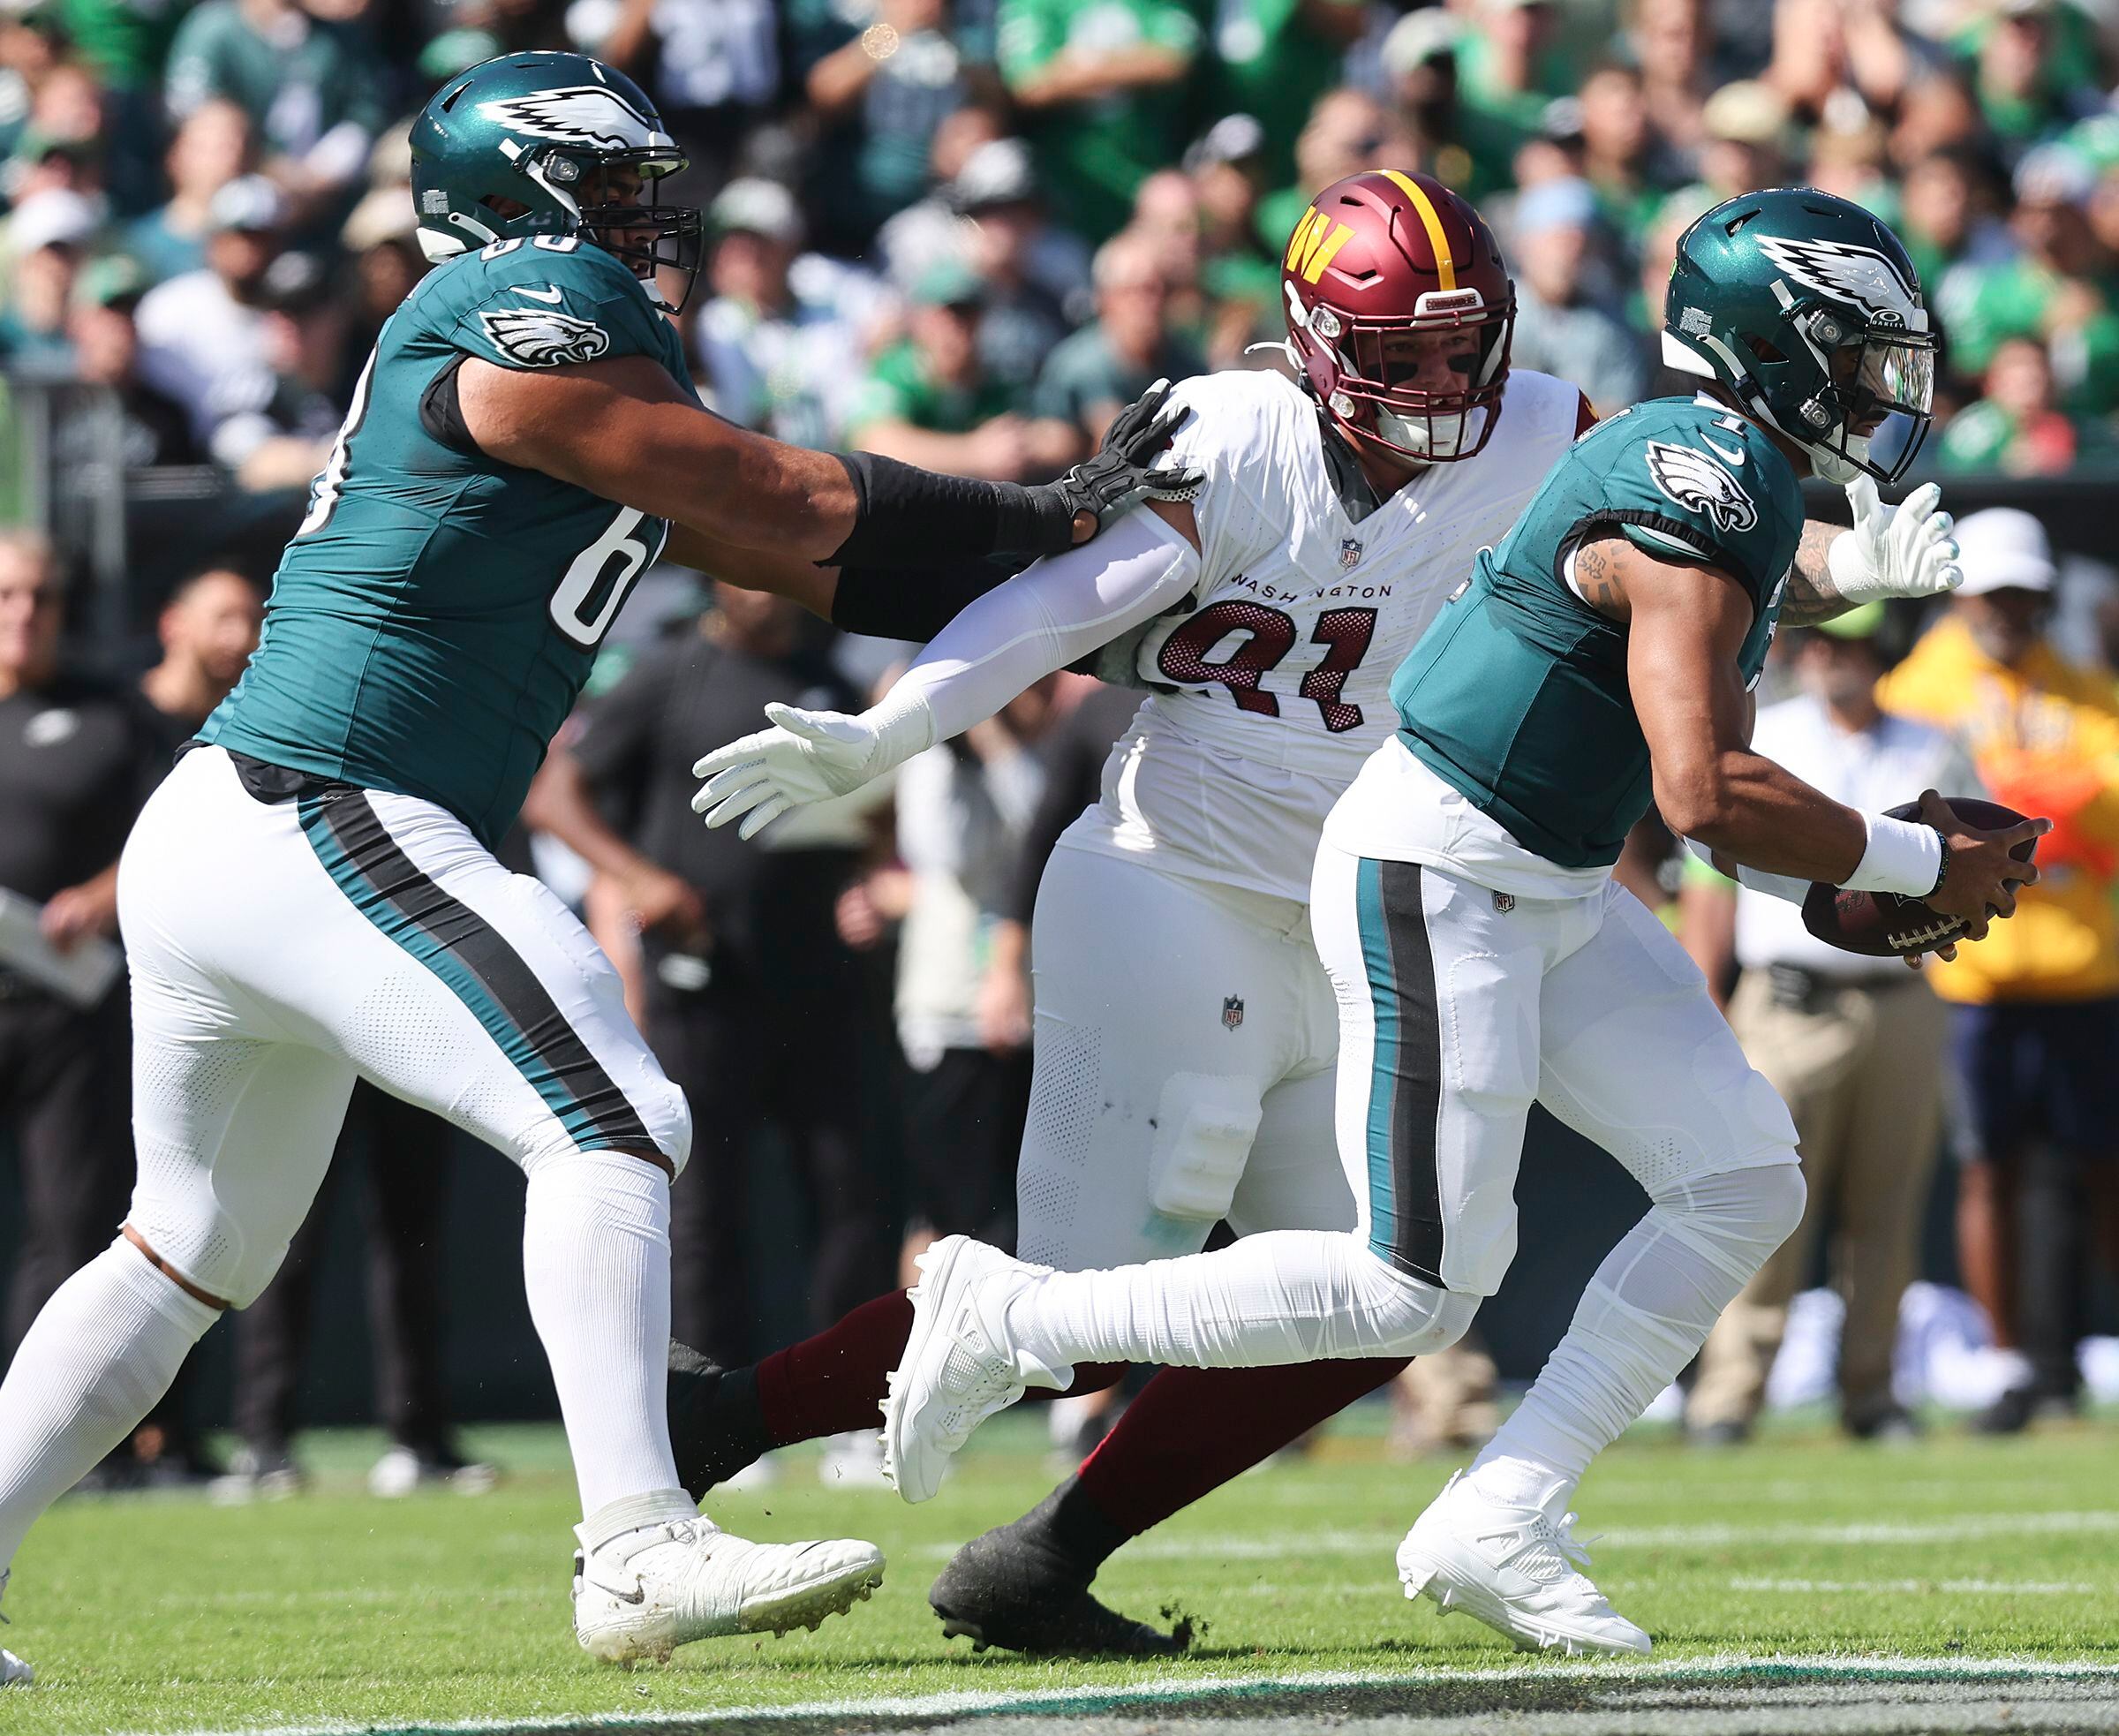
left=1222, top=995, right=1245, bottom=1030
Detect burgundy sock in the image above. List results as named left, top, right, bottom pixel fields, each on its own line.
left=1075, top=1357, right=1410, bottom=1540
left=753, top=1287, right=1127, bottom=1446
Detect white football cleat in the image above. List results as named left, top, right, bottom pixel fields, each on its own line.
left=572, top=1511, right=884, bottom=1664
left=1396, top=1470, right=1650, bottom=1657
left=882, top=1235, right=1066, bottom=1504
left=0, top=1648, right=28, bottom=1687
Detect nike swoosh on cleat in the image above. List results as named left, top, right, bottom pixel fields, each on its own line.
left=581, top=1575, right=646, bottom=1604
left=514, top=284, right=565, bottom=304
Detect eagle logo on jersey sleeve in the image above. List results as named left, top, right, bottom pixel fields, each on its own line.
left=477, top=306, right=612, bottom=366
left=478, top=86, right=666, bottom=151
left=1645, top=441, right=1758, bottom=534
left=1754, top=234, right=1920, bottom=328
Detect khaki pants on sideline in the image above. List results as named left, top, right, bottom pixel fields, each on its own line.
left=1688, top=968, right=1951, bottom=1430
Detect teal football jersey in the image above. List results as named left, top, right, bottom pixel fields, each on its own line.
left=200, top=236, right=697, bottom=847
left=1391, top=395, right=1806, bottom=870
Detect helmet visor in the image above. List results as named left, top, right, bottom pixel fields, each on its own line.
left=1821, top=328, right=1937, bottom=485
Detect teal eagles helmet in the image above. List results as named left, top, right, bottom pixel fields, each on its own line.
left=411, top=51, right=703, bottom=310
left=1662, top=188, right=1936, bottom=485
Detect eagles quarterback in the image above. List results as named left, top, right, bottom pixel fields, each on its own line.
left=671, top=187, right=2025, bottom=1657
left=0, top=51, right=1193, bottom=1684
left=764, top=190, right=2043, bottom=1657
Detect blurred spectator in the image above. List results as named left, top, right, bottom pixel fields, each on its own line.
left=1575, top=62, right=1682, bottom=258
left=1937, top=147, right=2119, bottom=416
left=575, top=0, right=780, bottom=191
left=1032, top=228, right=1203, bottom=454
left=125, top=99, right=253, bottom=286
left=873, top=99, right=1007, bottom=289
left=1507, top=175, right=1648, bottom=416
left=525, top=586, right=893, bottom=1378
left=1186, top=113, right=1278, bottom=367
left=1626, top=0, right=1711, bottom=159
left=951, top=138, right=1085, bottom=396
left=996, top=0, right=1201, bottom=244
left=1877, top=509, right=2119, bottom=1434
left=1376, top=8, right=1473, bottom=192
left=0, top=532, right=158, bottom=1432
left=139, top=564, right=264, bottom=743
left=692, top=177, right=866, bottom=449
left=1202, top=0, right=1363, bottom=188
left=1888, top=65, right=1983, bottom=174
left=55, top=254, right=201, bottom=478
left=132, top=173, right=283, bottom=472
left=1682, top=608, right=1972, bottom=1445
left=846, top=255, right=1075, bottom=479
left=231, top=248, right=347, bottom=491
left=1255, top=87, right=1408, bottom=259
left=1760, top=0, right=1929, bottom=132
left=1125, top=165, right=1205, bottom=328
left=1958, top=0, right=2100, bottom=170
left=1896, top=145, right=2011, bottom=297
left=0, top=185, right=93, bottom=375
left=162, top=0, right=391, bottom=222
left=1455, top=0, right=1572, bottom=195
left=1939, top=334, right=2103, bottom=476
left=1689, top=79, right=1792, bottom=202
left=796, top=0, right=988, bottom=250
left=886, top=676, right=1059, bottom=1270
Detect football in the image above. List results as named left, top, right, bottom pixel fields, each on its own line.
left=1800, top=797, right=2038, bottom=958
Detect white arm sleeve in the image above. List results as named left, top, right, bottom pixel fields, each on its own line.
left=878, top=509, right=1202, bottom=747
left=1681, top=835, right=1812, bottom=906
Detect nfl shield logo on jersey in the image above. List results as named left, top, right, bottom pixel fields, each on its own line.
left=1222, top=995, right=1245, bottom=1030
left=1340, top=538, right=1363, bottom=570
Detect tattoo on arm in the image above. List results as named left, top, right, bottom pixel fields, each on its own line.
left=1779, top=518, right=1848, bottom=627
left=1577, top=540, right=1623, bottom=615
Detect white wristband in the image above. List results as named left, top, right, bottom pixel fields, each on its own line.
left=1842, top=812, right=1944, bottom=897
left=861, top=683, right=938, bottom=773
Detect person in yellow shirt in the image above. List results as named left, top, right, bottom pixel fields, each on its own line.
left=1876, top=507, right=2119, bottom=1432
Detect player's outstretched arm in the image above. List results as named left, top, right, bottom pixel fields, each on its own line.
left=1783, top=478, right=1962, bottom=627
left=690, top=503, right=1203, bottom=838
left=457, top=356, right=1200, bottom=576
left=1598, top=534, right=2040, bottom=927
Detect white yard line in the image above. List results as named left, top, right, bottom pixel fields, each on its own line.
left=905, top=1506, right=2119, bottom=1564
left=1729, top=1577, right=2107, bottom=1596
left=158, top=1654, right=2119, bottom=1736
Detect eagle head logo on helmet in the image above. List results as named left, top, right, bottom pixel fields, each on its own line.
left=1281, top=170, right=1515, bottom=465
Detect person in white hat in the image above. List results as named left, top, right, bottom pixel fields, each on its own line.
left=1878, top=505, right=2119, bottom=1436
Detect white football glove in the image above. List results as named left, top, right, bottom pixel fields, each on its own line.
left=1824, top=475, right=1963, bottom=607
left=691, top=694, right=933, bottom=840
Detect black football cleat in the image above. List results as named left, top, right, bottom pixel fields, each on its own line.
left=928, top=1492, right=1191, bottom=1657
left=666, top=1340, right=775, bottom=1503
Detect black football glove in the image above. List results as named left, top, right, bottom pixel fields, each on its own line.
left=1021, top=378, right=1203, bottom=555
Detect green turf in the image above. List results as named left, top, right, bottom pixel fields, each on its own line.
left=4, top=1409, right=2118, bottom=1733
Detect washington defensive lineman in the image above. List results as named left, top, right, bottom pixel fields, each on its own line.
left=676, top=186, right=2005, bottom=1656
left=0, top=52, right=1194, bottom=1686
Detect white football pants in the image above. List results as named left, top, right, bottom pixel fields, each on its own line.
left=1014, top=832, right=1354, bottom=1275
left=121, top=745, right=690, bottom=1309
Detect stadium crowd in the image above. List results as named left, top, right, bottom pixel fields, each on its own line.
left=6, top=0, right=2119, bottom=1490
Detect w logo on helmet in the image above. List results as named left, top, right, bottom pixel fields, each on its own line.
left=479, top=85, right=663, bottom=151
left=1646, top=442, right=1758, bottom=534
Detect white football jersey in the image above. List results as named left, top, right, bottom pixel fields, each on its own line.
left=1067, top=364, right=1587, bottom=902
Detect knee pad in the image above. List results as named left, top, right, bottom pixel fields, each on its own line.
left=1354, top=1248, right=1480, bottom=1359
left=124, top=1193, right=287, bottom=1311
left=1646, top=1162, right=1807, bottom=1288
left=1147, top=1074, right=1263, bottom=1222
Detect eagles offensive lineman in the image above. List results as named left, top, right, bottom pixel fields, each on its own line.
left=834, top=190, right=2041, bottom=1656
left=675, top=185, right=2005, bottom=1656
left=0, top=52, right=1192, bottom=1682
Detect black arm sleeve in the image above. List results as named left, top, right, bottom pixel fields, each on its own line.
left=825, top=451, right=1075, bottom=569
left=828, top=552, right=1030, bottom=642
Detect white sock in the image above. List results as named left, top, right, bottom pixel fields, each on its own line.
left=522, top=1150, right=686, bottom=1517
left=1005, top=1229, right=1477, bottom=1369
left=1470, top=1166, right=1806, bottom=1511
left=0, top=1242, right=216, bottom=1572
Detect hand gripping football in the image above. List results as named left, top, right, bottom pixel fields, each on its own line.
left=1800, top=797, right=2037, bottom=958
